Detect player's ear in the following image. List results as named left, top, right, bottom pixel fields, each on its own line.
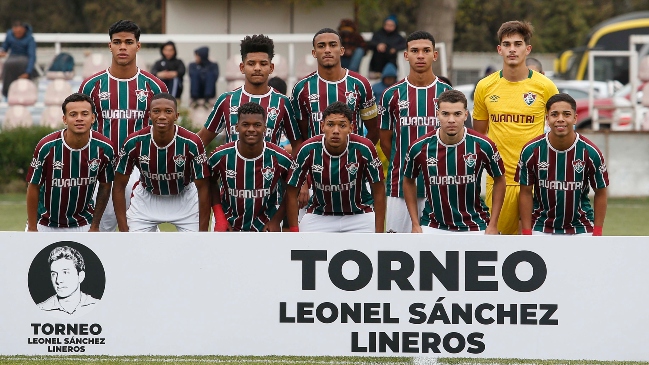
left=136, top=41, right=141, bottom=52
left=269, top=62, right=275, bottom=74
left=433, top=50, right=439, bottom=62
left=525, top=44, right=532, bottom=55
left=312, top=49, right=317, bottom=59
left=239, top=62, right=245, bottom=74
left=340, top=46, right=345, bottom=56
left=78, top=270, right=86, bottom=284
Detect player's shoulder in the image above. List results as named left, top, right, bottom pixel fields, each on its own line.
left=349, top=133, right=375, bottom=150
left=411, top=130, right=437, bottom=150
left=577, top=134, right=605, bottom=156
left=466, top=128, right=496, bottom=146
left=90, top=131, right=115, bottom=150
left=138, top=69, right=167, bottom=89
left=35, top=130, right=63, bottom=151
left=79, top=69, right=108, bottom=90
left=298, top=135, right=323, bottom=153
left=211, top=141, right=237, bottom=157
left=266, top=142, right=293, bottom=159
left=529, top=70, right=558, bottom=89
left=124, top=126, right=152, bottom=145
left=521, top=134, right=547, bottom=153
left=176, top=126, right=203, bottom=144
left=294, top=72, right=317, bottom=88
left=347, top=70, right=372, bottom=86
left=382, top=78, right=408, bottom=100
left=475, top=71, right=501, bottom=90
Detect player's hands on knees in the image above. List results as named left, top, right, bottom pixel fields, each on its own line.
left=263, top=220, right=281, bottom=232
left=485, top=226, right=499, bottom=235
left=411, top=225, right=422, bottom=233
left=88, top=226, right=100, bottom=232
left=298, top=185, right=310, bottom=209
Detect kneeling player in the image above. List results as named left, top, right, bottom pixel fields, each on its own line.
left=403, top=90, right=505, bottom=234
left=208, top=102, right=293, bottom=232
left=26, top=93, right=115, bottom=232
left=286, top=101, right=386, bottom=233
left=113, top=93, right=210, bottom=232
left=516, top=93, right=608, bottom=235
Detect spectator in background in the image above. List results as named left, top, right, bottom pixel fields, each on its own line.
left=151, top=41, right=186, bottom=100
left=526, top=57, right=544, bottom=74
left=338, top=19, right=366, bottom=73
left=367, top=15, right=406, bottom=79
left=371, top=62, right=397, bottom=99
left=268, top=76, right=287, bottom=95
left=0, top=21, right=37, bottom=98
left=189, top=46, right=219, bottom=108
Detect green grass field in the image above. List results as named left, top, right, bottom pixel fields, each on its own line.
left=2, top=193, right=647, bottom=234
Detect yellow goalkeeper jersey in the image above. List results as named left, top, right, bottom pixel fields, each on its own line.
left=472, top=69, right=558, bottom=185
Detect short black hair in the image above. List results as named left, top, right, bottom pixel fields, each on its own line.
left=62, top=93, right=95, bottom=115
left=406, top=30, right=436, bottom=48
left=437, top=89, right=467, bottom=109
left=546, top=93, right=576, bottom=112
left=313, top=28, right=341, bottom=47
left=237, top=102, right=266, bottom=120
left=240, top=34, right=275, bottom=60
left=109, top=20, right=141, bottom=41
left=151, top=92, right=178, bottom=110
left=268, top=77, right=287, bottom=95
left=322, top=101, right=353, bottom=122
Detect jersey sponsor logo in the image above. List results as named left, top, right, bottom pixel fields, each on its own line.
left=599, top=163, right=607, bottom=173
left=463, top=153, right=477, bottom=168
left=313, top=180, right=357, bottom=192
left=538, top=161, right=549, bottom=170
left=88, top=158, right=101, bottom=172
left=98, top=92, right=110, bottom=101
left=138, top=155, right=150, bottom=164
left=345, top=91, right=358, bottom=105
left=399, top=116, right=437, bottom=127
left=492, top=151, right=501, bottom=162
left=573, top=159, right=585, bottom=174
left=429, top=174, right=476, bottom=185
left=195, top=153, right=208, bottom=165
left=312, top=164, right=324, bottom=173
left=135, top=89, right=150, bottom=103
left=489, top=95, right=500, bottom=102
left=173, top=154, right=186, bottom=167
left=311, top=112, right=323, bottom=123
left=489, top=114, right=534, bottom=124
left=377, top=105, right=386, bottom=116
left=345, top=162, right=359, bottom=176
left=265, top=127, right=274, bottom=138
left=52, top=161, right=64, bottom=170
left=225, top=170, right=236, bottom=178
left=229, top=106, right=239, bottom=114
left=523, top=92, right=537, bottom=106
left=267, top=107, right=280, bottom=121
left=141, top=170, right=185, bottom=181
left=362, top=97, right=376, bottom=109
left=426, top=157, right=438, bottom=167
left=51, top=176, right=97, bottom=187
left=539, top=179, right=584, bottom=191
left=261, top=166, right=275, bottom=181
left=308, top=94, right=320, bottom=103
left=370, top=157, right=382, bottom=169
left=228, top=187, right=271, bottom=198
left=102, top=109, right=146, bottom=120
left=30, top=158, right=42, bottom=168
left=433, top=97, right=439, bottom=111
left=398, top=100, right=410, bottom=110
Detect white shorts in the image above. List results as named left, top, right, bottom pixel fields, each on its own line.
left=31, top=224, right=90, bottom=232
left=420, top=226, right=485, bottom=235
left=300, top=212, right=375, bottom=233
left=532, top=231, right=593, bottom=236
left=127, top=182, right=199, bottom=232
left=98, top=167, right=140, bottom=232
left=385, top=196, right=426, bottom=233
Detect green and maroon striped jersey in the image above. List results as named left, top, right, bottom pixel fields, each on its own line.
left=208, top=142, right=293, bottom=232
left=380, top=77, right=452, bottom=198
left=27, top=130, right=115, bottom=228
left=287, top=134, right=384, bottom=215
left=290, top=70, right=377, bottom=138
left=404, top=128, right=505, bottom=231
left=115, top=125, right=209, bottom=195
left=203, top=86, right=301, bottom=144
left=79, top=68, right=167, bottom=149
left=515, top=134, right=609, bottom=234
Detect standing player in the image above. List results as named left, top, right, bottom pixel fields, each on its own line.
left=79, top=19, right=167, bottom=232
left=26, top=93, right=115, bottom=232
left=516, top=93, right=608, bottom=235
left=379, top=30, right=452, bottom=233
left=209, top=102, right=293, bottom=232
left=198, top=34, right=302, bottom=151
left=403, top=90, right=505, bottom=234
left=291, top=28, right=379, bottom=143
left=286, top=102, right=386, bottom=233
left=472, top=21, right=558, bottom=235
left=113, top=93, right=210, bottom=232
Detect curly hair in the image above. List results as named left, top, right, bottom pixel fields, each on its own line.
left=237, top=102, right=266, bottom=120
left=240, top=34, right=275, bottom=60
left=322, top=101, right=353, bottom=122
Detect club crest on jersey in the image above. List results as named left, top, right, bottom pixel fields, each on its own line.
left=230, top=106, right=239, bottom=114
left=345, top=91, right=358, bottom=105
left=173, top=155, right=186, bottom=167
left=398, top=100, right=410, bottom=110
left=464, top=153, right=477, bottom=168
left=261, top=166, right=275, bottom=181
left=573, top=159, right=585, bottom=173
left=88, top=158, right=101, bottom=172
left=346, top=162, right=359, bottom=176
left=225, top=170, right=236, bottom=178
left=523, top=92, right=537, bottom=106
left=426, top=157, right=438, bottom=167
left=308, top=94, right=320, bottom=103
left=52, top=161, right=64, bottom=170
left=135, top=89, right=149, bottom=103
left=312, top=164, right=324, bottom=173
left=98, top=92, right=110, bottom=101
left=138, top=155, right=150, bottom=164
left=267, top=107, right=280, bottom=121
left=538, top=161, right=549, bottom=170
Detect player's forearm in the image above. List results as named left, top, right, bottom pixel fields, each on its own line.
left=112, top=175, right=129, bottom=232
left=488, top=176, right=506, bottom=231
left=197, top=128, right=216, bottom=151
left=473, top=119, right=489, bottom=135
left=289, top=139, right=303, bottom=158
left=297, top=120, right=309, bottom=142
left=379, top=130, right=392, bottom=160
left=90, top=182, right=112, bottom=231
left=402, top=177, right=420, bottom=229
left=593, top=187, right=608, bottom=229
left=195, top=179, right=211, bottom=232
left=26, top=183, right=40, bottom=231
left=519, top=185, right=534, bottom=231
left=364, top=117, right=379, bottom=145
left=371, top=182, right=386, bottom=233
left=286, top=185, right=300, bottom=228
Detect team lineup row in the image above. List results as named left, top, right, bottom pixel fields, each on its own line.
left=25, top=19, right=609, bottom=235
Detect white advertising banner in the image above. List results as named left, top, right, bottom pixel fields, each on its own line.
left=0, top=232, right=648, bottom=360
